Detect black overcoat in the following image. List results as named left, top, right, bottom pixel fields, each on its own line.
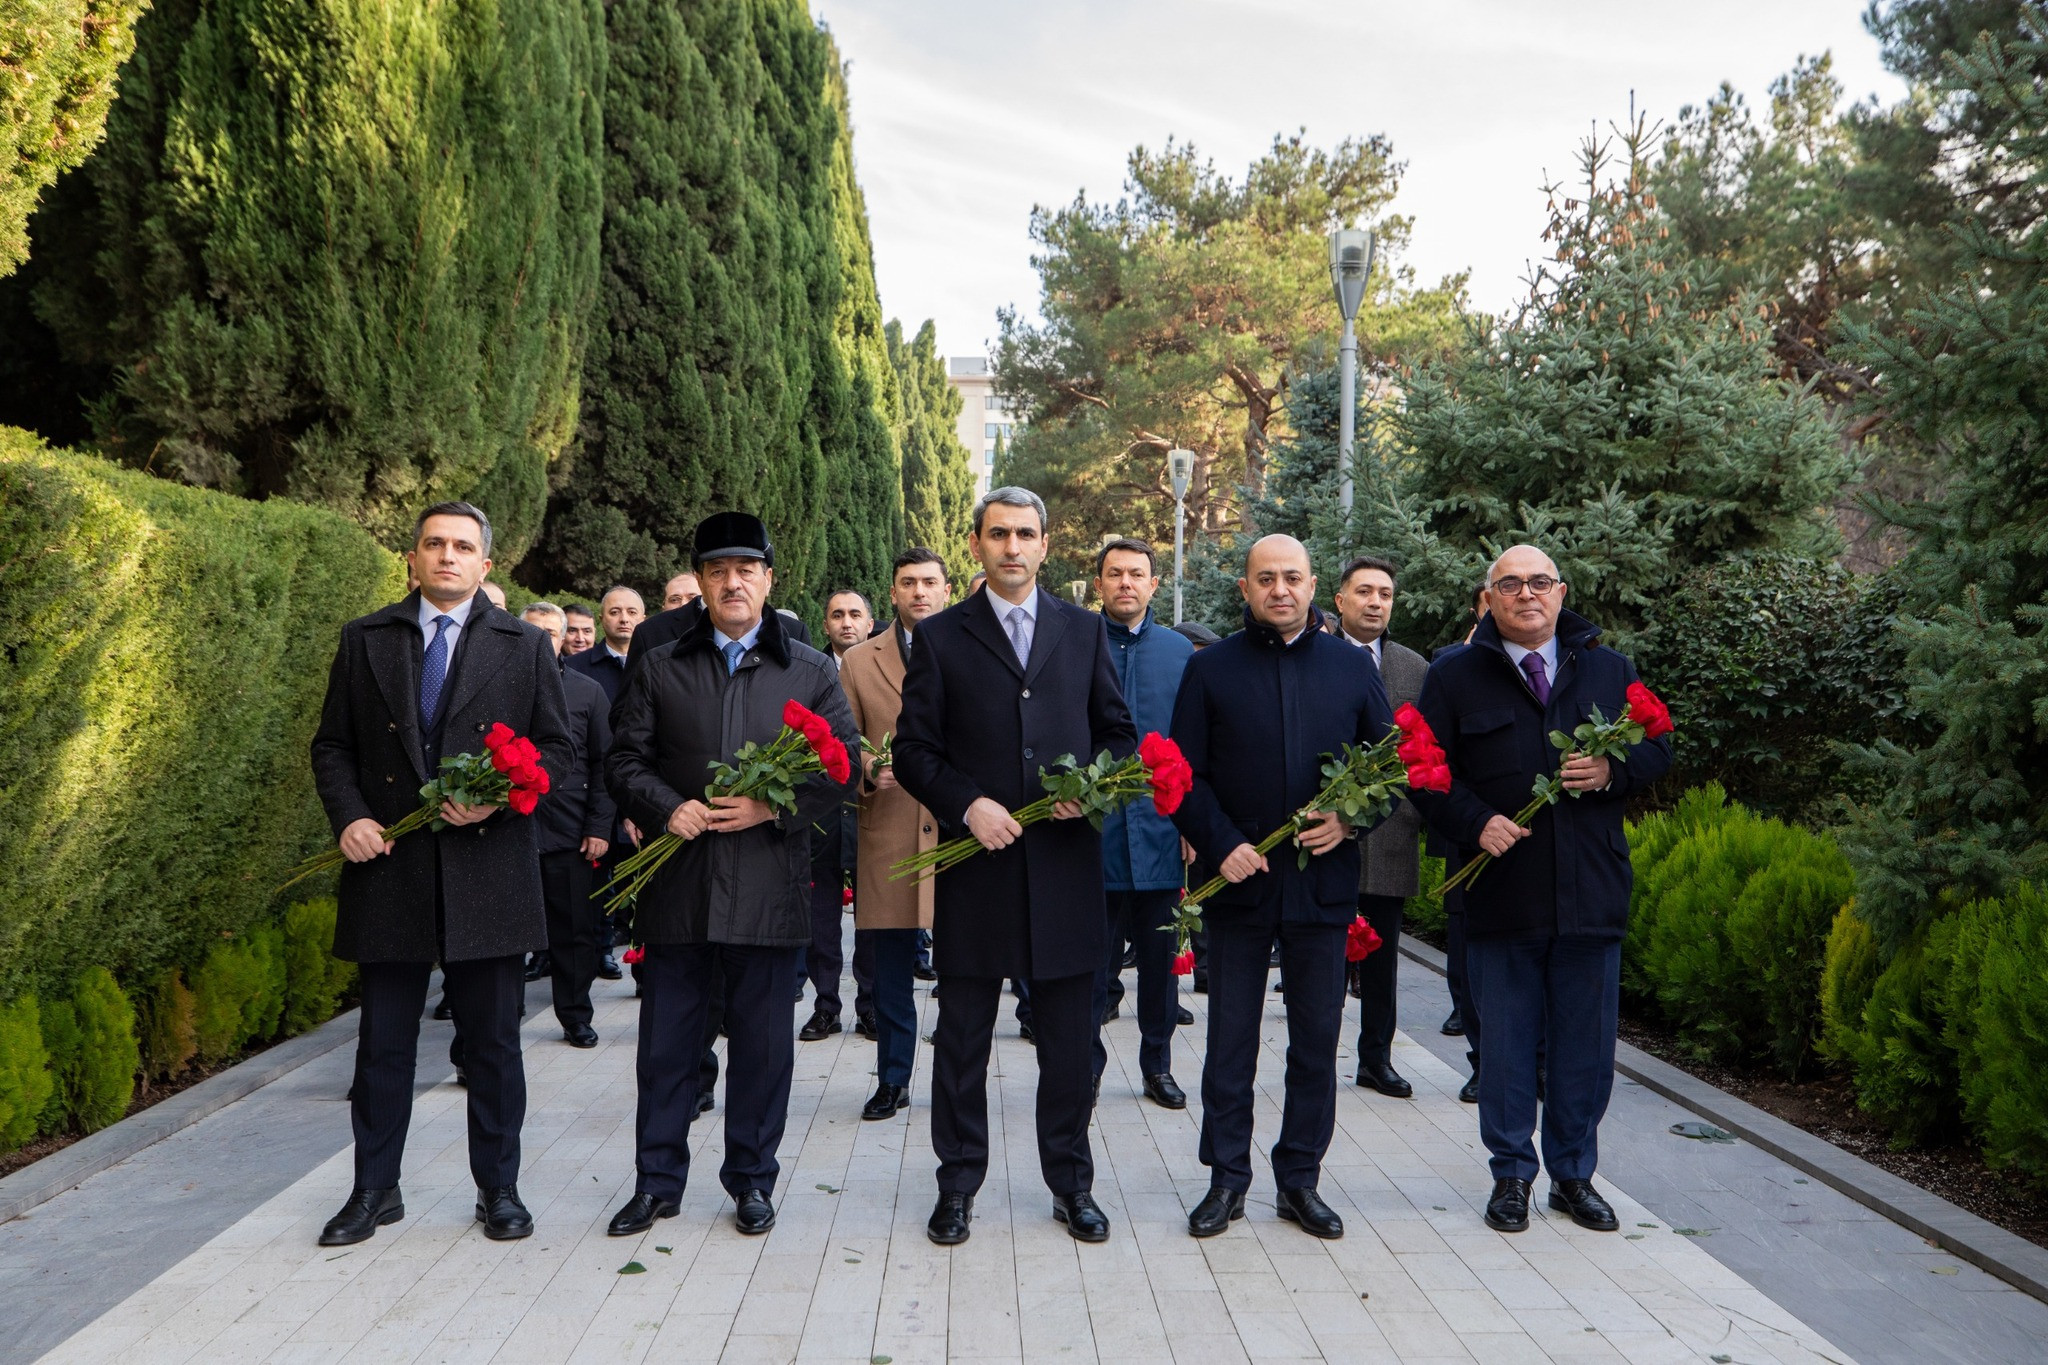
left=893, top=588, right=1136, bottom=979
left=1168, top=607, right=1394, bottom=926
left=1408, top=609, right=1672, bottom=942
left=534, top=664, right=617, bottom=855
left=626, top=600, right=812, bottom=680
left=604, top=610, right=856, bottom=947
left=310, top=591, right=571, bottom=963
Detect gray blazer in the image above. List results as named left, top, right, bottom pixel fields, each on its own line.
left=1356, top=637, right=1428, bottom=897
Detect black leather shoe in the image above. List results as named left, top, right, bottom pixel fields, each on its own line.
left=854, top=1013, right=878, bottom=1040
left=734, top=1189, right=776, bottom=1234
left=1549, top=1179, right=1620, bottom=1231
left=1142, top=1074, right=1187, bottom=1109
left=564, top=1023, right=598, bottom=1049
left=523, top=954, right=551, bottom=983
left=608, top=1191, right=679, bottom=1236
left=320, top=1187, right=403, bottom=1245
left=1486, top=1177, right=1532, bottom=1232
left=1186, top=1187, right=1245, bottom=1238
left=1354, top=1062, right=1414, bottom=1099
left=862, top=1083, right=909, bottom=1120
left=1103, top=1001, right=1121, bottom=1021
left=1176, top=1005, right=1194, bottom=1026
left=694, top=1090, right=715, bottom=1117
left=1459, top=1073, right=1479, bottom=1104
left=912, top=961, right=937, bottom=982
left=927, top=1192, right=972, bottom=1244
left=475, top=1186, right=533, bottom=1240
left=454, top=1068, right=468, bottom=1088
left=1275, top=1187, right=1344, bottom=1239
left=1018, top=1022, right=1035, bottom=1044
left=798, top=1009, right=841, bottom=1042
left=596, top=954, right=623, bottom=982
left=1441, top=1009, right=1464, bottom=1036
left=432, top=997, right=453, bottom=1021
left=1052, top=1191, right=1110, bottom=1243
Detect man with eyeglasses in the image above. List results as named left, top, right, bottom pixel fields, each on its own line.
left=1407, top=545, right=1671, bottom=1237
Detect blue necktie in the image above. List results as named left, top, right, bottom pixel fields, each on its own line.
left=1006, top=605, right=1032, bottom=670
left=420, top=614, right=454, bottom=727
left=723, top=640, right=746, bottom=675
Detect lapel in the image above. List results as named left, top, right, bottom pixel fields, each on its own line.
left=878, top=623, right=908, bottom=697
left=1022, top=592, right=1068, bottom=687
left=364, top=593, right=428, bottom=780
left=960, top=587, right=1027, bottom=679
left=438, top=591, right=512, bottom=728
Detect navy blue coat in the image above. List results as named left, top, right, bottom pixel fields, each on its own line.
left=1168, top=607, right=1394, bottom=926
left=1100, top=611, right=1194, bottom=892
left=893, top=587, right=1136, bottom=979
left=1408, top=609, right=1672, bottom=942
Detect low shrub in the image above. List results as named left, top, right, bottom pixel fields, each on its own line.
left=0, top=996, right=52, bottom=1151
left=66, top=967, right=139, bottom=1134
left=1404, top=842, right=1447, bottom=941
left=1726, top=833, right=1856, bottom=1076
left=190, top=927, right=286, bottom=1066
left=137, top=968, right=197, bottom=1083
left=1818, top=903, right=1880, bottom=1066
left=1623, top=783, right=1735, bottom=1000
left=37, top=999, right=78, bottom=1136
left=1848, top=923, right=1961, bottom=1148
left=282, top=899, right=356, bottom=1036
left=1948, top=884, right=2048, bottom=1184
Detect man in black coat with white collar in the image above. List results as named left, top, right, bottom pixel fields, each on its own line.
left=1169, top=535, right=1393, bottom=1241
left=603, top=512, right=858, bottom=1239
left=1409, top=544, right=1671, bottom=1235
left=894, top=486, right=1136, bottom=1247
left=309, top=502, right=572, bottom=1246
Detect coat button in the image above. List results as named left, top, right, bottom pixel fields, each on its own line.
left=476, top=722, right=486, bottom=732
left=387, top=722, right=398, bottom=732
left=923, top=824, right=932, bottom=834
left=386, top=775, right=395, bottom=784
left=1021, top=688, right=1031, bottom=698
left=1024, top=748, right=1034, bottom=759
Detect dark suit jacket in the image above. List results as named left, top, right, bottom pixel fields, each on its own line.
left=1408, top=609, right=1672, bottom=941
left=627, top=599, right=812, bottom=679
left=535, top=664, right=616, bottom=855
left=1169, top=607, right=1393, bottom=926
left=894, top=587, right=1136, bottom=979
left=310, top=591, right=571, bottom=963
left=565, top=642, right=629, bottom=705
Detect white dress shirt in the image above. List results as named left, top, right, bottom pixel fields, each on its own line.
left=417, top=592, right=476, bottom=655
left=1502, top=635, right=1559, bottom=692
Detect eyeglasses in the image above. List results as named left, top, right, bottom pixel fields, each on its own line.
left=1490, top=575, right=1561, bottom=598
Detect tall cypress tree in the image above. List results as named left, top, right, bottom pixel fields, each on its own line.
left=0, top=0, right=605, bottom=567
left=886, top=318, right=976, bottom=583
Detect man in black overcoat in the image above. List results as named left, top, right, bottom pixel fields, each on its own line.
left=894, top=487, right=1136, bottom=1247
left=602, top=512, right=857, bottom=1239
left=309, top=502, right=571, bottom=1247
left=1168, top=535, right=1392, bottom=1241
left=1409, top=544, right=1671, bottom=1235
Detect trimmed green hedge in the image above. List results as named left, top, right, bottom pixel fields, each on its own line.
left=0, top=433, right=404, bottom=1004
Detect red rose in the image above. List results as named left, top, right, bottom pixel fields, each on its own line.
left=842, top=886, right=855, bottom=907
left=1345, top=916, right=1382, bottom=962
left=783, top=699, right=818, bottom=732
left=821, top=737, right=852, bottom=784
left=513, top=763, right=549, bottom=795
left=1396, top=735, right=1432, bottom=765
left=509, top=737, right=541, bottom=767
left=1394, top=702, right=1425, bottom=733
left=507, top=787, right=540, bottom=815
left=1407, top=762, right=1452, bottom=793
left=484, top=722, right=515, bottom=752
left=490, top=744, right=520, bottom=774
left=1626, top=681, right=1675, bottom=740
left=801, top=714, right=834, bottom=747
left=1139, top=732, right=1174, bottom=767
left=1172, top=949, right=1195, bottom=976
left=622, top=945, right=645, bottom=965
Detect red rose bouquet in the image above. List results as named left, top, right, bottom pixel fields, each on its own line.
left=1346, top=915, right=1383, bottom=962
left=1167, top=711, right=1449, bottom=952
left=599, top=700, right=852, bottom=909
left=890, top=733, right=1194, bottom=882
left=1438, top=680, right=1674, bottom=894
left=276, top=722, right=550, bottom=894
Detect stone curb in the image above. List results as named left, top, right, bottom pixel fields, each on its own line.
left=1396, top=933, right=2048, bottom=1304
left=0, top=1006, right=359, bottom=1226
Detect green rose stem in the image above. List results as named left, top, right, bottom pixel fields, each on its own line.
left=889, top=758, right=1159, bottom=883
left=1435, top=774, right=1565, bottom=895
left=274, top=805, right=441, bottom=896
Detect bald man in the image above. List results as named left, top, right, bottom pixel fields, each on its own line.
left=1168, top=536, right=1393, bottom=1240
left=1408, top=545, right=1670, bottom=1236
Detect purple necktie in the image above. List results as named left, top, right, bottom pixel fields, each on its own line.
left=1519, top=651, right=1551, bottom=706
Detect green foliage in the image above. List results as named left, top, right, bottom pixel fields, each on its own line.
left=1818, top=903, right=1880, bottom=1067
left=996, top=132, right=1462, bottom=580
left=1632, top=556, right=1904, bottom=819
left=0, top=995, right=53, bottom=1152
left=66, top=966, right=138, bottom=1134
left=1725, top=836, right=1856, bottom=1074
left=1354, top=118, right=1854, bottom=652
left=0, top=435, right=406, bottom=1004
left=190, top=927, right=285, bottom=1066
left=0, top=0, right=148, bottom=277
left=0, top=0, right=606, bottom=567
left=1837, top=19, right=2048, bottom=947
left=1955, top=883, right=2048, bottom=1182
left=887, top=319, right=977, bottom=586
left=1847, top=924, right=1960, bottom=1147
left=1622, top=782, right=1735, bottom=999
left=137, top=968, right=197, bottom=1083
left=529, top=0, right=904, bottom=616
left=1405, top=842, right=1446, bottom=942
left=37, top=999, right=78, bottom=1135
left=282, top=899, right=356, bottom=1037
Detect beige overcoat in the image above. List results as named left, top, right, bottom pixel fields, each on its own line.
left=840, top=624, right=936, bottom=930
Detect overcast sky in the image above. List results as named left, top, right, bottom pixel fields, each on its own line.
left=815, top=0, right=1909, bottom=362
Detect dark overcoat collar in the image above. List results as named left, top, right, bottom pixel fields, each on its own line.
left=1468, top=607, right=1603, bottom=659
left=672, top=603, right=795, bottom=669
left=961, top=585, right=1067, bottom=684
left=1240, top=603, right=1330, bottom=652
left=360, top=588, right=515, bottom=779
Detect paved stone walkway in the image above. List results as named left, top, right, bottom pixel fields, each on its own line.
left=19, top=954, right=1873, bottom=1365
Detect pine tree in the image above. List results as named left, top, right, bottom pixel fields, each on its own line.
left=887, top=318, right=976, bottom=584
left=1838, top=20, right=2048, bottom=946
left=0, top=0, right=148, bottom=277
left=0, top=0, right=605, bottom=567
left=1353, top=116, right=1855, bottom=649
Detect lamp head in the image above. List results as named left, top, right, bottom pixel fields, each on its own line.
left=1168, top=447, right=1194, bottom=499
left=1329, top=227, right=1375, bottom=321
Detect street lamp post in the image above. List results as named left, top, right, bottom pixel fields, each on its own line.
left=1168, top=447, right=1194, bottom=624
left=1328, top=227, right=1375, bottom=540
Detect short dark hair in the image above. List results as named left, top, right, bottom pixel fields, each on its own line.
left=893, top=546, right=948, bottom=579
left=824, top=587, right=871, bottom=615
left=413, top=501, right=492, bottom=557
left=1095, top=537, right=1157, bottom=576
left=1339, top=555, right=1399, bottom=590
left=1471, top=581, right=1488, bottom=612
left=564, top=603, right=594, bottom=620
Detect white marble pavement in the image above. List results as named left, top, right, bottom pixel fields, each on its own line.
left=38, top=967, right=1855, bottom=1365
